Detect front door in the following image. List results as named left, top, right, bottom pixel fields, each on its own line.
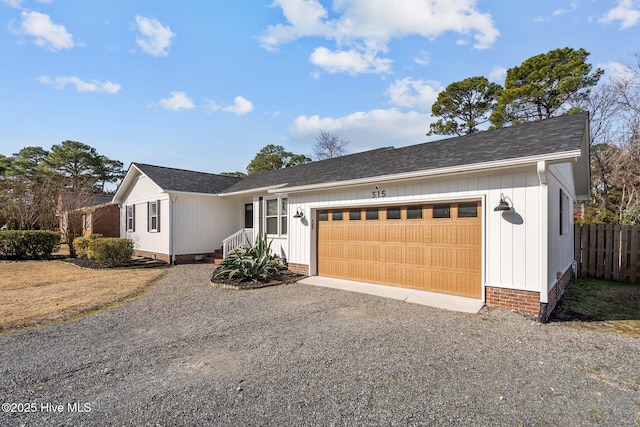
left=244, top=203, right=253, bottom=229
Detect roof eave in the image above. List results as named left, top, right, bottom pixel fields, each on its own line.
left=164, top=190, right=222, bottom=198
left=220, top=183, right=289, bottom=197
left=276, top=150, right=583, bottom=194
left=112, top=163, right=145, bottom=204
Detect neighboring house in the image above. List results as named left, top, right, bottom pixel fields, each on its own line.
left=59, top=194, right=120, bottom=241
left=115, top=112, right=590, bottom=320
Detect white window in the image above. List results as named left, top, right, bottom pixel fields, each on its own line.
left=148, top=201, right=160, bottom=232
left=265, top=197, right=287, bottom=235
left=126, top=205, right=135, bottom=232
left=560, top=190, right=570, bottom=235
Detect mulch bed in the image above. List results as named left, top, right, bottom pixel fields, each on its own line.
left=211, top=268, right=307, bottom=290
left=60, top=258, right=168, bottom=270
left=62, top=258, right=106, bottom=269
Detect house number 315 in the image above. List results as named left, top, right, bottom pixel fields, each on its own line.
left=372, top=186, right=386, bottom=198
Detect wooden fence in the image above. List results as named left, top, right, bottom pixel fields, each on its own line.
left=574, top=224, right=640, bottom=282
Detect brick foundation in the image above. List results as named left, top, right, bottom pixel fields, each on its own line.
left=173, top=253, right=213, bottom=264
left=288, top=262, right=309, bottom=275
left=540, top=265, right=574, bottom=322
left=485, top=287, right=541, bottom=316
left=486, top=265, right=574, bottom=321
left=133, top=250, right=222, bottom=265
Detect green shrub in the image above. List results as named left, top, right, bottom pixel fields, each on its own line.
left=215, top=233, right=281, bottom=282
left=73, top=236, right=91, bottom=258
left=88, top=238, right=133, bottom=267
left=0, top=230, right=60, bottom=260
left=72, top=234, right=103, bottom=258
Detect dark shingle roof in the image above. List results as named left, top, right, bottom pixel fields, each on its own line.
left=59, top=193, right=115, bottom=209
left=222, top=112, right=588, bottom=194
left=134, top=163, right=242, bottom=194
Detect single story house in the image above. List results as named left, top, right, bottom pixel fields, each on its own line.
left=113, top=112, right=590, bottom=320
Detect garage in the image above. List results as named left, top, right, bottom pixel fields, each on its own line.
left=317, top=201, right=482, bottom=298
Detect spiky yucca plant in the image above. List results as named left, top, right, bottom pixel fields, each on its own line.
left=215, top=233, right=281, bottom=282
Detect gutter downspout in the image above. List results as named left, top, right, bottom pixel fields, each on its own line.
left=537, top=160, right=549, bottom=322
left=170, top=194, right=177, bottom=265
left=258, top=196, right=263, bottom=237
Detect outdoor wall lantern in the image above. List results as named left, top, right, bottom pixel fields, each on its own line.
left=293, top=207, right=305, bottom=218
left=494, top=193, right=513, bottom=212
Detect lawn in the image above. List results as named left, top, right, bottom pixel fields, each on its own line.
left=0, top=261, right=166, bottom=333
left=551, top=277, right=640, bottom=337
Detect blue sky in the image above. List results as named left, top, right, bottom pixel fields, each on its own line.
left=1, top=0, right=639, bottom=177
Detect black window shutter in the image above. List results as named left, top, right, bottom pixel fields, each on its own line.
left=559, top=189, right=563, bottom=235
left=147, top=201, right=150, bottom=232
left=157, top=200, right=161, bottom=232
left=132, top=205, right=136, bottom=232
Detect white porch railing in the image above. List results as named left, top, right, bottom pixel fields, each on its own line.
left=222, top=228, right=253, bottom=259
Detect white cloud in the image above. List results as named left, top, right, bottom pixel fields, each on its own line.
left=39, top=75, right=121, bottom=94
left=260, top=0, right=499, bottom=74
left=134, top=15, right=175, bottom=57
left=0, top=0, right=49, bottom=7
left=553, top=1, right=580, bottom=16
left=310, top=46, right=392, bottom=74
left=488, top=66, right=507, bottom=83
left=15, top=11, right=74, bottom=50
left=222, top=96, right=254, bottom=115
left=259, top=0, right=329, bottom=50
left=156, top=91, right=194, bottom=111
left=413, top=51, right=430, bottom=66
left=206, top=96, right=254, bottom=115
left=205, top=100, right=221, bottom=112
left=386, top=78, right=441, bottom=111
left=600, top=61, right=636, bottom=83
left=599, top=0, right=640, bottom=29
left=289, top=108, right=432, bottom=152
left=2, top=0, right=24, bottom=7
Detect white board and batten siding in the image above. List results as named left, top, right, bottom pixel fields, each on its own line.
left=119, top=174, right=243, bottom=257
left=546, top=163, right=577, bottom=291
left=172, top=195, right=242, bottom=255
left=286, top=166, right=546, bottom=295
left=119, top=174, right=170, bottom=255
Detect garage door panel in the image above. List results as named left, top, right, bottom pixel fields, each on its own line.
left=317, top=201, right=481, bottom=298
left=384, top=245, right=404, bottom=263
left=455, top=224, right=481, bottom=245
left=432, top=225, right=452, bottom=243
left=404, top=246, right=425, bottom=265
left=383, top=225, right=404, bottom=243
left=384, top=266, right=406, bottom=285
left=405, top=269, right=427, bottom=288
left=405, top=225, right=425, bottom=243
left=456, top=249, right=481, bottom=270
left=453, top=274, right=481, bottom=298
left=432, top=247, right=455, bottom=268
left=363, top=244, right=380, bottom=260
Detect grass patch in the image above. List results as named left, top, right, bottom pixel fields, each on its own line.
left=551, top=278, right=640, bottom=338
left=0, top=261, right=166, bottom=334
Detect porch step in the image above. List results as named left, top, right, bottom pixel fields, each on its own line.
left=130, top=256, right=168, bottom=268
left=204, top=248, right=224, bottom=264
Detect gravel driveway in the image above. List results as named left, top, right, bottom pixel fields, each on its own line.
left=1, top=265, right=639, bottom=426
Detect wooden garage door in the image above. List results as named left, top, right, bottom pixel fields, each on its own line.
left=317, top=202, right=482, bottom=298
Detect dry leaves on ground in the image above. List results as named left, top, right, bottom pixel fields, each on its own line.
left=0, top=261, right=166, bottom=333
